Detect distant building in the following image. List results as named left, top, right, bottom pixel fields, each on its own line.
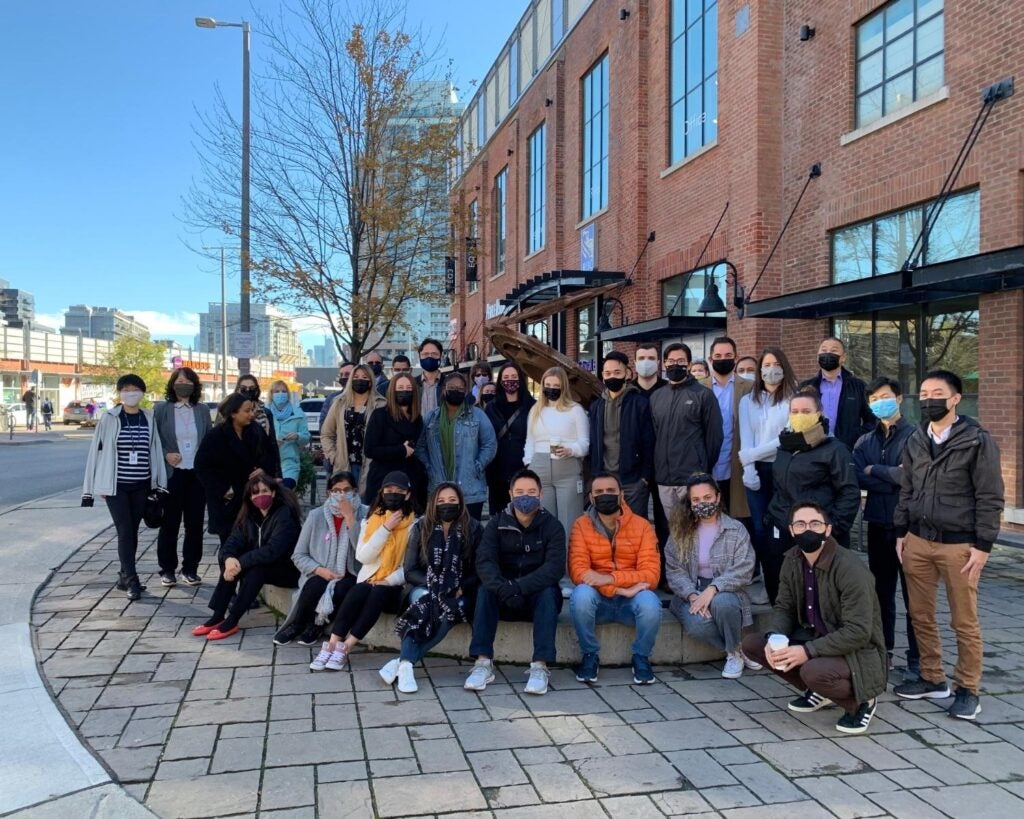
left=0, top=278, right=36, bottom=329
left=307, top=339, right=339, bottom=368
left=62, top=305, right=150, bottom=341
left=197, top=302, right=307, bottom=365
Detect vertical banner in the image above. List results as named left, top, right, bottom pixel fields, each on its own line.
left=465, top=237, right=478, bottom=282
left=445, top=256, right=456, bottom=294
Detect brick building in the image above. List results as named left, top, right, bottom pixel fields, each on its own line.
left=447, top=0, right=1024, bottom=523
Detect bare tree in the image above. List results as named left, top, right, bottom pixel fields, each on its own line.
left=185, top=0, right=458, bottom=361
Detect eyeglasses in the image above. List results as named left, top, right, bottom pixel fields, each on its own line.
left=665, top=358, right=688, bottom=366
left=791, top=520, right=827, bottom=533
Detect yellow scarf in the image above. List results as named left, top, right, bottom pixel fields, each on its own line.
left=363, top=510, right=415, bottom=582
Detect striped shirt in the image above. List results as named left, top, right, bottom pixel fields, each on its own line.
left=116, top=409, right=151, bottom=485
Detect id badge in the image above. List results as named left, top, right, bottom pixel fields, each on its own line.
left=129, top=451, right=139, bottom=466
left=181, top=440, right=194, bottom=453
left=772, top=526, right=780, bottom=539
left=576, top=478, right=584, bottom=495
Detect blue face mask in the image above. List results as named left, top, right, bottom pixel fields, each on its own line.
left=511, top=495, right=541, bottom=514
left=869, top=397, right=899, bottom=420
left=272, top=392, right=290, bottom=407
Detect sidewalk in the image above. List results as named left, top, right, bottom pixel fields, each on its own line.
left=0, top=430, right=92, bottom=446
left=16, top=495, right=1024, bottom=818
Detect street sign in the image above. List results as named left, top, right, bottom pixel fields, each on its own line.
left=233, top=332, right=256, bottom=359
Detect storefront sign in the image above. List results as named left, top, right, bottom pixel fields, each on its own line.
left=445, top=256, right=456, bottom=294
left=465, top=237, right=478, bottom=282
left=580, top=223, right=596, bottom=271
left=485, top=299, right=506, bottom=320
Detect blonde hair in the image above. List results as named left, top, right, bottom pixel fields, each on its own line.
left=527, top=366, right=577, bottom=434
left=269, top=379, right=290, bottom=395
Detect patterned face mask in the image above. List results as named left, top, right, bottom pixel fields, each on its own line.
left=692, top=501, right=719, bottom=520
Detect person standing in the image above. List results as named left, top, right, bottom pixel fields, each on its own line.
left=365, top=351, right=389, bottom=396
left=467, top=359, right=491, bottom=402
left=893, top=370, right=1004, bottom=720
left=236, top=375, right=277, bottom=442
left=800, top=337, right=873, bottom=451
left=269, top=381, right=310, bottom=489
left=689, top=361, right=709, bottom=380
left=391, top=355, right=413, bottom=378
left=154, top=367, right=212, bottom=587
left=22, top=387, right=36, bottom=430
left=415, top=338, right=445, bottom=417
left=588, top=351, right=654, bottom=516
left=484, top=363, right=536, bottom=515
left=41, top=397, right=54, bottom=430
left=852, top=376, right=919, bottom=677
left=363, top=374, right=425, bottom=510
left=318, top=361, right=355, bottom=448
left=81, top=374, right=168, bottom=601
left=703, top=337, right=753, bottom=520
left=320, top=364, right=386, bottom=492
left=735, top=357, right=758, bottom=381
left=416, top=372, right=497, bottom=520
left=649, top=343, right=723, bottom=519
left=479, top=382, right=497, bottom=406
left=632, top=343, right=669, bottom=548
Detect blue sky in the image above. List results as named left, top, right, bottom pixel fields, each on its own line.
left=0, top=1, right=521, bottom=348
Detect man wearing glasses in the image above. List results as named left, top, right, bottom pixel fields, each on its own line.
left=741, top=502, right=887, bottom=735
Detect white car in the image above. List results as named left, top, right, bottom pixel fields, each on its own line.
left=1, top=403, right=29, bottom=430
left=300, top=398, right=324, bottom=436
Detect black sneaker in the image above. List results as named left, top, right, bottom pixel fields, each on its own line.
left=115, top=573, right=128, bottom=591
left=893, top=677, right=951, bottom=700
left=575, top=652, right=599, bottom=683
left=126, top=575, right=145, bottom=602
left=159, top=572, right=177, bottom=587
left=632, top=654, right=656, bottom=685
left=297, top=624, right=323, bottom=646
left=836, top=699, right=877, bottom=735
left=948, top=687, right=982, bottom=720
left=273, top=623, right=300, bottom=646
left=181, top=572, right=202, bottom=587
left=788, top=690, right=834, bottom=713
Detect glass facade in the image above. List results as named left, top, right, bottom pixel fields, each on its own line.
left=670, top=0, right=719, bottom=164
left=661, top=262, right=728, bottom=317
left=581, top=54, right=609, bottom=218
left=528, top=124, right=546, bottom=254
left=494, top=168, right=508, bottom=275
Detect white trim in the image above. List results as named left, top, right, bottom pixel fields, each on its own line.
left=523, top=247, right=546, bottom=263
left=575, top=206, right=608, bottom=231
left=840, top=86, right=950, bottom=147
left=660, top=140, right=719, bottom=179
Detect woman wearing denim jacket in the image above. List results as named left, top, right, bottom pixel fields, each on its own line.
left=415, top=372, right=497, bottom=520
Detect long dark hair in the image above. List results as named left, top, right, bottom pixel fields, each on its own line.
left=233, top=475, right=301, bottom=528
left=218, top=392, right=251, bottom=426
left=386, top=373, right=420, bottom=422
left=668, top=473, right=722, bottom=563
left=419, top=481, right=472, bottom=562
left=165, top=367, right=202, bottom=405
left=753, top=346, right=800, bottom=406
left=494, top=362, right=530, bottom=406
left=371, top=478, right=416, bottom=517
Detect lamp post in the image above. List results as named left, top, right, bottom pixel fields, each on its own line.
left=196, top=16, right=251, bottom=376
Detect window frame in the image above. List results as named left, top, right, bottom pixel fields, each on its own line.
left=527, top=123, right=547, bottom=255
left=493, top=167, right=508, bottom=277
left=669, top=0, right=719, bottom=165
left=581, top=53, right=610, bottom=220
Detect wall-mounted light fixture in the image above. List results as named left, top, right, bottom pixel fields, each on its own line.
left=619, top=9, right=630, bottom=21
left=544, top=98, right=553, bottom=107
left=507, top=148, right=514, bottom=157
left=799, top=24, right=815, bottom=41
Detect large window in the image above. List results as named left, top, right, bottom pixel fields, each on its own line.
left=509, top=39, right=520, bottom=103
left=494, top=168, right=507, bottom=276
left=552, top=0, right=566, bottom=49
left=581, top=54, right=609, bottom=219
left=528, top=124, right=546, bottom=254
left=832, top=188, right=978, bottom=283
left=855, top=0, right=944, bottom=128
left=670, top=0, right=718, bottom=164
left=467, top=199, right=479, bottom=294
left=477, top=92, right=487, bottom=146
left=662, top=262, right=728, bottom=316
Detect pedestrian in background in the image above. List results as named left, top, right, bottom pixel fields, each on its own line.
left=81, top=374, right=168, bottom=601
left=469, top=359, right=492, bottom=403
left=236, top=374, right=276, bottom=441
left=154, top=367, right=212, bottom=588
left=365, top=350, right=389, bottom=396
left=484, top=362, right=535, bottom=516
left=320, top=363, right=386, bottom=493
left=479, top=382, right=497, bottom=407
left=41, top=397, right=54, bottom=430
left=363, top=373, right=425, bottom=510
left=22, top=387, right=36, bottom=430
left=269, top=380, right=310, bottom=489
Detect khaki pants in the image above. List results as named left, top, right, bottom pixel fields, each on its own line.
left=902, top=532, right=983, bottom=692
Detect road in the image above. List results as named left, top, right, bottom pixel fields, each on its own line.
left=0, top=434, right=94, bottom=510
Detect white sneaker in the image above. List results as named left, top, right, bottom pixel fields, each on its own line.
left=524, top=662, right=550, bottom=695
left=742, top=650, right=763, bottom=671
left=379, top=658, right=399, bottom=686
left=722, top=651, right=745, bottom=679
left=309, top=641, right=332, bottom=672
left=464, top=660, right=495, bottom=691
left=324, top=645, right=349, bottom=671
left=397, top=660, right=418, bottom=694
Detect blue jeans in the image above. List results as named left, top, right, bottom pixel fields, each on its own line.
left=569, top=585, right=662, bottom=658
left=470, top=585, right=562, bottom=663
left=400, top=618, right=455, bottom=664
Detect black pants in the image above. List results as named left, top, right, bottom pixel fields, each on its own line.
left=467, top=502, right=484, bottom=521
left=329, top=582, right=403, bottom=641
left=764, top=527, right=792, bottom=605
left=650, top=479, right=670, bottom=548
left=470, top=585, right=563, bottom=664
left=867, top=522, right=920, bottom=665
left=157, top=469, right=206, bottom=574
left=209, top=560, right=300, bottom=626
left=488, top=480, right=509, bottom=517
left=105, top=483, right=148, bottom=577
left=289, top=574, right=357, bottom=631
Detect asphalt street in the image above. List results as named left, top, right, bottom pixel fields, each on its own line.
left=0, top=434, right=93, bottom=511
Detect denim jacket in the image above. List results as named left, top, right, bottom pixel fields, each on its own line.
left=416, top=404, right=497, bottom=504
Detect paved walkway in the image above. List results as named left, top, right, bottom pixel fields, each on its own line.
left=24, top=511, right=1024, bottom=818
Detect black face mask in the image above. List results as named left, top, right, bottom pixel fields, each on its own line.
left=593, top=494, right=621, bottom=515
left=793, top=531, right=826, bottom=553
left=173, top=383, right=195, bottom=399
left=603, top=377, right=626, bottom=393
left=920, top=398, right=952, bottom=422
left=818, top=353, right=841, bottom=372
left=481, top=393, right=496, bottom=404
left=444, top=389, right=466, bottom=406
left=711, top=359, right=736, bottom=376
left=351, top=379, right=371, bottom=395
left=437, top=503, right=461, bottom=522
left=337, top=378, right=349, bottom=389
left=395, top=392, right=414, bottom=407
left=665, top=364, right=688, bottom=383
left=382, top=492, right=406, bottom=511
left=542, top=387, right=562, bottom=402
left=369, top=362, right=383, bottom=376
left=240, top=386, right=260, bottom=401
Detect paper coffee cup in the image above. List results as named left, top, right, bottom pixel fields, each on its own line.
left=767, top=634, right=789, bottom=668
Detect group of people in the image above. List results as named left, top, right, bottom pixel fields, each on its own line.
left=80, top=332, right=1004, bottom=735
left=19, top=387, right=54, bottom=430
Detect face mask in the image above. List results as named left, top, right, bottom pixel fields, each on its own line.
left=761, top=366, right=784, bottom=385
left=603, top=377, right=626, bottom=393
left=420, top=357, right=440, bottom=372
left=369, top=362, right=383, bottom=376
left=337, top=376, right=349, bottom=388
left=326, top=496, right=342, bottom=515
left=252, top=494, right=274, bottom=511
left=593, top=493, right=621, bottom=515
left=395, top=391, right=414, bottom=407
left=793, top=531, right=826, bottom=553
left=444, top=389, right=466, bottom=406
left=869, top=397, right=899, bottom=420
left=502, top=380, right=520, bottom=394
left=382, top=492, right=406, bottom=511
left=482, top=393, right=496, bottom=404
left=711, top=359, right=736, bottom=376
left=437, top=503, right=461, bottom=522
left=272, top=392, right=290, bottom=407
left=511, top=495, right=541, bottom=515
left=120, top=391, right=143, bottom=407
left=920, top=398, right=952, bottom=423
left=241, top=385, right=260, bottom=401
left=738, top=372, right=755, bottom=382
left=818, top=352, right=841, bottom=372
left=542, top=387, right=562, bottom=402
left=351, top=379, right=371, bottom=395
left=635, top=359, right=659, bottom=378
left=692, top=500, right=719, bottom=520
left=474, top=375, right=489, bottom=387
left=665, top=364, right=688, bottom=383
left=174, top=383, right=194, bottom=399
left=789, top=413, right=820, bottom=434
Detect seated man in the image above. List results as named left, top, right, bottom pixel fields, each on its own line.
left=742, top=501, right=887, bottom=735
left=465, top=469, right=566, bottom=696
left=569, top=472, right=662, bottom=684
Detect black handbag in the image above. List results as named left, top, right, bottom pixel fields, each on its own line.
left=143, top=490, right=166, bottom=528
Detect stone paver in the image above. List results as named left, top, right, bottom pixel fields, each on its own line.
left=371, top=771, right=487, bottom=816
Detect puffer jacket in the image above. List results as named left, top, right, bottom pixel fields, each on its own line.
left=649, top=377, right=724, bottom=485
left=476, top=507, right=566, bottom=596
left=894, top=416, right=1004, bottom=552
left=768, top=538, right=888, bottom=705
left=416, top=404, right=498, bottom=504
left=222, top=501, right=301, bottom=578
left=568, top=504, right=660, bottom=597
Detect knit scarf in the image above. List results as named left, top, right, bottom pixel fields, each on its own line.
left=314, top=503, right=351, bottom=625
left=779, top=420, right=828, bottom=453
left=395, top=524, right=467, bottom=642
left=269, top=400, right=295, bottom=424
left=363, top=510, right=415, bottom=582
left=439, top=407, right=457, bottom=481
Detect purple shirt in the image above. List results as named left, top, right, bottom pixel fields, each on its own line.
left=801, top=556, right=829, bottom=637
left=818, top=372, right=843, bottom=435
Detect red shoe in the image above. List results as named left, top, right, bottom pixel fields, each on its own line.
left=191, top=621, right=223, bottom=637
left=206, top=625, right=240, bottom=641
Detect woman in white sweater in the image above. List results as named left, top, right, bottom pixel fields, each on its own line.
left=523, top=366, right=590, bottom=538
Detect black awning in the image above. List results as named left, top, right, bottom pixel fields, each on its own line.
left=745, top=246, right=1024, bottom=319
left=599, top=314, right=727, bottom=343
left=500, top=269, right=627, bottom=308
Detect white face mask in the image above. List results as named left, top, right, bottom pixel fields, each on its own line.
left=635, top=360, right=659, bottom=378
left=120, top=391, right=143, bottom=407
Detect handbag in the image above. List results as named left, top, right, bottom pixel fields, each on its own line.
left=143, top=490, right=166, bottom=528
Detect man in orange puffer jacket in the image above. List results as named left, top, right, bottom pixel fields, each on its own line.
left=568, top=472, right=662, bottom=685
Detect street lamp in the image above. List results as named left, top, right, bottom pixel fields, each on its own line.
left=195, top=15, right=251, bottom=375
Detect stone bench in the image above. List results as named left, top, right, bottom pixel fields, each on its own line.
left=261, top=584, right=773, bottom=666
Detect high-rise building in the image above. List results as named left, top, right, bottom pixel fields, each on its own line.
left=197, top=302, right=307, bottom=365
left=62, top=305, right=150, bottom=341
left=307, top=338, right=339, bottom=368
left=0, top=278, right=36, bottom=329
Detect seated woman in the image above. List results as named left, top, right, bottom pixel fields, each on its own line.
left=665, top=473, right=762, bottom=679
left=378, top=482, right=482, bottom=693
left=310, top=471, right=416, bottom=671
left=193, top=476, right=301, bottom=640
left=273, top=470, right=368, bottom=647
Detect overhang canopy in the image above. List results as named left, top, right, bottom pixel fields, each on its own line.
left=598, top=314, right=727, bottom=343
left=499, top=269, right=627, bottom=310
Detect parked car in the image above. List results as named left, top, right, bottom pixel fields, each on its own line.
left=300, top=397, right=325, bottom=464
left=63, top=401, right=91, bottom=425
left=2, top=403, right=28, bottom=431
